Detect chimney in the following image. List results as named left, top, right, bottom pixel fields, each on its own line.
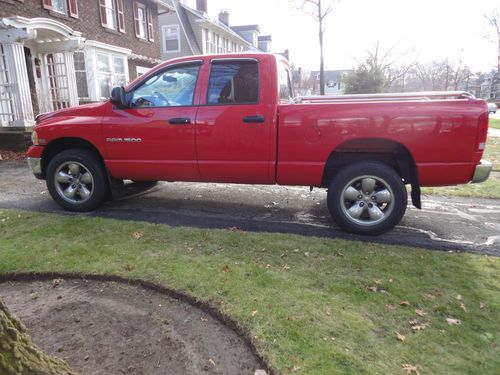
left=218, top=10, right=229, bottom=26
left=196, top=0, right=207, bottom=13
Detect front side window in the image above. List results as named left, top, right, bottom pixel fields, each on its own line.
left=207, top=61, right=259, bottom=105
left=130, top=65, right=200, bottom=108
left=163, top=25, right=180, bottom=53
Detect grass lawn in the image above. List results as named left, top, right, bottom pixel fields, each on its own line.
left=421, top=136, right=500, bottom=199
left=489, top=118, right=500, bottom=130
left=1, top=210, right=498, bottom=374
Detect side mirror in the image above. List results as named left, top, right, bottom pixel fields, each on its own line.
left=110, top=86, right=128, bottom=108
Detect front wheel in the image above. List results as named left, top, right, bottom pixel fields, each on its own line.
left=327, top=162, right=407, bottom=235
left=46, top=149, right=108, bottom=211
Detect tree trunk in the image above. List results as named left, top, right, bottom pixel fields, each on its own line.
left=318, top=1, right=325, bottom=95
left=0, top=297, right=79, bottom=375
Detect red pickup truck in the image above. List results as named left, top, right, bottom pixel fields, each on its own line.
left=26, top=53, right=492, bottom=235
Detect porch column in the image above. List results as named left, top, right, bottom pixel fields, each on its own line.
left=2, top=42, right=34, bottom=128
left=63, top=51, right=78, bottom=107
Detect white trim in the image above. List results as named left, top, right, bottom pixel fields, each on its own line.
left=162, top=24, right=181, bottom=53
left=171, top=1, right=195, bottom=54
left=83, top=40, right=131, bottom=56
left=1, top=16, right=83, bottom=40
left=136, top=66, right=149, bottom=77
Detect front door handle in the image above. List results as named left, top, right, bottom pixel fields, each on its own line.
left=168, top=117, right=191, bottom=125
left=243, top=115, right=265, bottom=123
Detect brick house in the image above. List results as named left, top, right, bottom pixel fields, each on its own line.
left=0, top=0, right=172, bottom=132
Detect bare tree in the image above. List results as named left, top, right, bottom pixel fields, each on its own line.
left=344, top=42, right=415, bottom=93
left=402, top=59, right=471, bottom=92
left=291, top=0, right=339, bottom=95
left=484, top=8, right=500, bottom=70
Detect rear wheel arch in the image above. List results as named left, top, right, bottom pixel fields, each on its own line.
left=322, top=138, right=421, bottom=209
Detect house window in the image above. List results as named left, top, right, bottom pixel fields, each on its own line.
left=44, top=0, right=79, bottom=18
left=52, top=0, right=68, bottom=14
left=204, top=29, right=211, bottom=54
left=207, top=61, right=259, bottom=105
left=104, top=0, right=117, bottom=30
left=97, top=53, right=126, bottom=100
left=46, top=53, right=70, bottom=110
left=0, top=44, right=14, bottom=125
left=99, top=0, right=125, bottom=32
left=162, top=25, right=180, bottom=53
left=137, top=5, right=147, bottom=39
left=134, top=2, right=153, bottom=41
left=73, top=51, right=89, bottom=103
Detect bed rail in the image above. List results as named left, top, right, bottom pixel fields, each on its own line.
left=295, top=91, right=476, bottom=103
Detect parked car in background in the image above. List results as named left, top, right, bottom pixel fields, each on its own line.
left=488, top=102, right=498, bottom=114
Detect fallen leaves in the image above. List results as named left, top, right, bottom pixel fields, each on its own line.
left=480, top=302, right=486, bottom=310
left=402, top=363, right=421, bottom=374
left=396, top=332, right=406, bottom=342
left=459, top=302, right=467, bottom=312
left=251, top=310, right=258, bottom=317
left=399, top=301, right=411, bottom=306
left=52, top=278, right=64, bottom=288
left=0, top=149, right=25, bottom=161
left=409, top=319, right=430, bottom=332
left=415, top=309, right=426, bottom=317
left=223, top=265, right=230, bottom=273
left=132, top=231, right=144, bottom=239
left=446, top=318, right=461, bottom=326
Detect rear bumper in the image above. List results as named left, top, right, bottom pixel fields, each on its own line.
left=471, top=159, right=492, bottom=183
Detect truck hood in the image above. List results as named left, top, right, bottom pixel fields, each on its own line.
left=35, top=101, right=108, bottom=124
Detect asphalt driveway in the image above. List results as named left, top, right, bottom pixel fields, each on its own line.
left=1, top=160, right=499, bottom=256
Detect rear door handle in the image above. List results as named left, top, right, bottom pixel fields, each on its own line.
left=243, top=115, right=265, bottom=123
left=168, top=117, right=191, bottom=125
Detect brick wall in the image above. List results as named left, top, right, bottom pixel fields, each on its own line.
left=0, top=0, right=162, bottom=60
left=127, top=59, right=155, bottom=81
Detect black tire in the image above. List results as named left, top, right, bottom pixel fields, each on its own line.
left=327, top=161, right=407, bottom=235
left=46, top=149, right=108, bottom=211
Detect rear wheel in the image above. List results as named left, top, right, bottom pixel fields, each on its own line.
left=46, top=149, right=108, bottom=211
left=327, top=162, right=407, bottom=235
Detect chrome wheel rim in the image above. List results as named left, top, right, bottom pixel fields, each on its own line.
left=54, top=162, right=94, bottom=204
left=340, top=175, right=394, bottom=227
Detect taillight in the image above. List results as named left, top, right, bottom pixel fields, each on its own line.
left=475, top=112, right=488, bottom=151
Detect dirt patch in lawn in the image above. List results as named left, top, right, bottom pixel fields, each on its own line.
left=0, top=278, right=265, bottom=375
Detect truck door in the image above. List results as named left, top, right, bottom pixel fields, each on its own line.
left=102, top=62, right=202, bottom=182
left=194, top=58, right=276, bottom=184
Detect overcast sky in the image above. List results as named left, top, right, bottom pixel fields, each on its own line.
left=183, top=0, right=499, bottom=73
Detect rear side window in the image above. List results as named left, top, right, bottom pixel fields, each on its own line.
left=207, top=61, right=259, bottom=105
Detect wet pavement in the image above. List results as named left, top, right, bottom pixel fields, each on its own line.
left=1, top=161, right=499, bottom=256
